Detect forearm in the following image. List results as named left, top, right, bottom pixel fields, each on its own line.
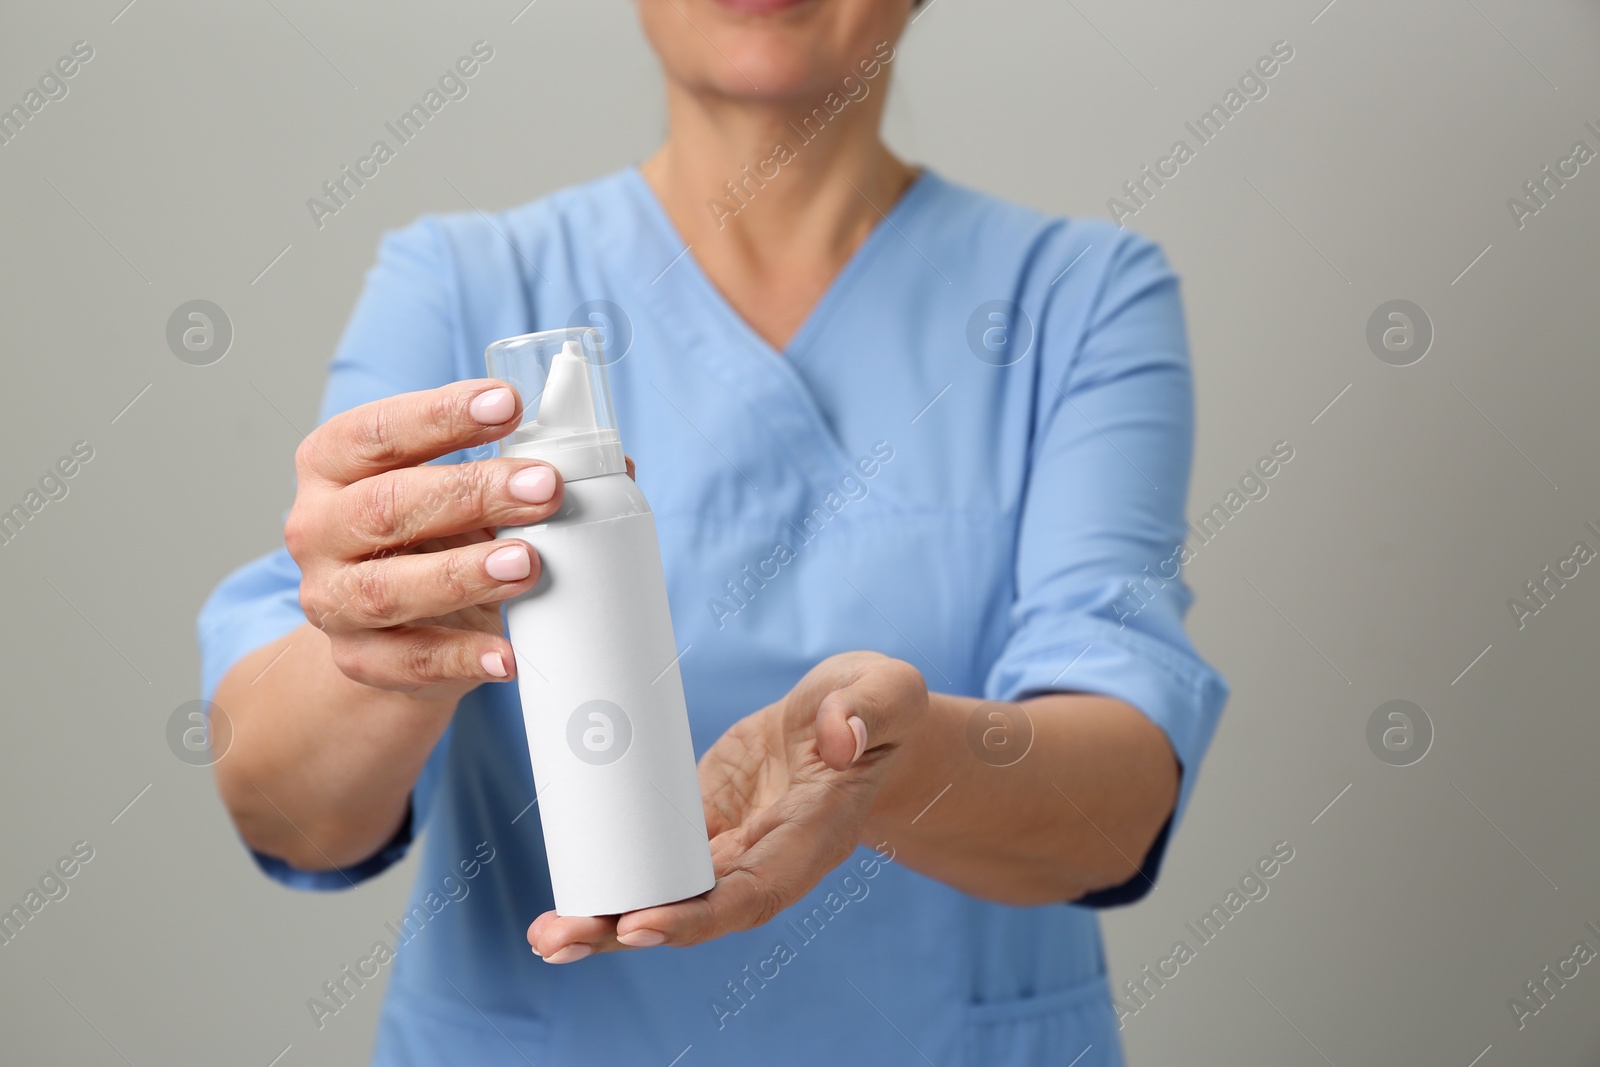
left=211, top=622, right=464, bottom=871
left=864, top=690, right=1179, bottom=906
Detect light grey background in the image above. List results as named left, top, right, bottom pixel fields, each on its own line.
left=2, top=0, right=1597, bottom=1063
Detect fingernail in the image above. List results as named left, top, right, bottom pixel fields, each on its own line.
left=485, top=543, right=531, bottom=582
left=509, top=465, right=557, bottom=504
left=530, top=944, right=543, bottom=957
left=481, top=651, right=508, bottom=678
left=848, top=715, right=868, bottom=764
left=543, top=943, right=593, bottom=964
left=617, top=929, right=666, bottom=948
left=470, top=387, right=516, bottom=425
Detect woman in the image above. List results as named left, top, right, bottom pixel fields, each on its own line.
left=199, top=1, right=1227, bottom=1063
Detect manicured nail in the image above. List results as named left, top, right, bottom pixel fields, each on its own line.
left=617, top=929, right=666, bottom=948
left=848, top=715, right=867, bottom=764
left=485, top=543, right=531, bottom=582
left=470, top=387, right=516, bottom=425
left=543, top=943, right=593, bottom=964
left=509, top=465, right=557, bottom=504
left=481, top=651, right=508, bottom=678
left=530, top=944, right=543, bottom=957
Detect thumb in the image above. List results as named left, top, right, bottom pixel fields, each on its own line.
left=813, top=658, right=925, bottom=773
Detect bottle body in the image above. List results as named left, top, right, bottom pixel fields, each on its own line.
left=496, top=471, right=715, bottom=916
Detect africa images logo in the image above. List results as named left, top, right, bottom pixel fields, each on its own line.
left=567, top=700, right=632, bottom=766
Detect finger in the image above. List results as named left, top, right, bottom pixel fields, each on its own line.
left=699, top=782, right=737, bottom=842
left=322, top=458, right=561, bottom=557
left=813, top=658, right=926, bottom=772
left=305, top=539, right=539, bottom=631
left=327, top=624, right=516, bottom=690
left=696, top=745, right=751, bottom=843
left=296, top=380, right=523, bottom=486
left=418, top=527, right=497, bottom=552
left=617, top=859, right=792, bottom=949
left=619, top=789, right=860, bottom=948
left=625, top=454, right=635, bottom=481
left=527, top=912, right=619, bottom=961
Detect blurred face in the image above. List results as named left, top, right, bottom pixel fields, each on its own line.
left=637, top=0, right=914, bottom=103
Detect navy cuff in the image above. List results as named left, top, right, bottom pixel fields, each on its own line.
left=247, top=796, right=415, bottom=892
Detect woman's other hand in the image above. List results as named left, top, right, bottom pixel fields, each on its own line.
left=527, top=652, right=928, bottom=962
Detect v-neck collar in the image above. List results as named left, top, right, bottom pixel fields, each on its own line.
left=617, top=162, right=936, bottom=504
left=622, top=162, right=935, bottom=360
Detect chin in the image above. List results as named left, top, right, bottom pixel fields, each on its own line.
left=641, top=0, right=907, bottom=103
left=709, top=0, right=818, bottom=13
left=717, top=34, right=839, bottom=101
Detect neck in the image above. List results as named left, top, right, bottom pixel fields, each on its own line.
left=640, top=77, right=916, bottom=269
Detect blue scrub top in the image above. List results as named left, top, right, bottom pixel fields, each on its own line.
left=199, top=165, right=1227, bottom=1066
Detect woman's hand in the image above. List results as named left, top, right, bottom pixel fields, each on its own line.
left=526, top=651, right=928, bottom=962
left=217, top=378, right=587, bottom=870
left=285, top=379, right=566, bottom=695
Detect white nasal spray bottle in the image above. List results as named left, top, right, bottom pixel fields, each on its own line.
left=488, top=327, right=715, bottom=917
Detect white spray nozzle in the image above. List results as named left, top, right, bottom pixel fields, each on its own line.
left=484, top=328, right=626, bottom=482
left=483, top=327, right=620, bottom=483
left=537, top=341, right=601, bottom=431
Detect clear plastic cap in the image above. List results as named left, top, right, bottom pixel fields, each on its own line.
left=484, top=327, right=625, bottom=481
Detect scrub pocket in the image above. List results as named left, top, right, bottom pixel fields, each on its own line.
left=961, top=974, right=1124, bottom=1067
left=371, top=980, right=551, bottom=1067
